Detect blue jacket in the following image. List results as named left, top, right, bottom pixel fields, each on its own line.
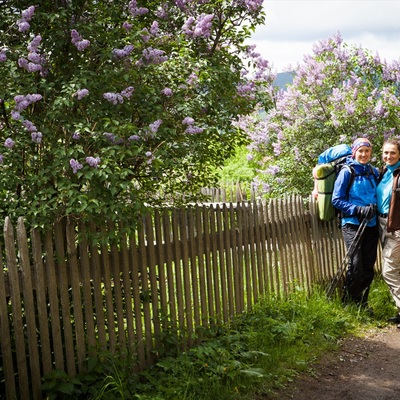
left=332, top=156, right=379, bottom=227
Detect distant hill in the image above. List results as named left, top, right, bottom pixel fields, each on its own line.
left=274, top=71, right=294, bottom=90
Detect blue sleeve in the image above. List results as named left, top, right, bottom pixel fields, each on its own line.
left=332, top=167, right=358, bottom=216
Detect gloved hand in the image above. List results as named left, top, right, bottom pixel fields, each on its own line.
left=355, top=204, right=375, bottom=221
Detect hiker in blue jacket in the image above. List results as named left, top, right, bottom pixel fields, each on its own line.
left=332, top=138, right=379, bottom=307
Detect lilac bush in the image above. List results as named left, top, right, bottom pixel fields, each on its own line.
left=246, top=33, right=400, bottom=197
left=0, top=0, right=274, bottom=226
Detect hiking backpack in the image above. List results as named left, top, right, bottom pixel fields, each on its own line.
left=312, top=144, right=354, bottom=221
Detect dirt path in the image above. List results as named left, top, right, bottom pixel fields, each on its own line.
left=267, top=324, right=400, bottom=400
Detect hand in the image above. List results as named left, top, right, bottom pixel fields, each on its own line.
left=355, top=204, right=375, bottom=221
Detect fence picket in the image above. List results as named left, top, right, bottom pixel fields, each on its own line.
left=66, top=219, right=86, bottom=371
left=16, top=218, right=41, bottom=398
left=4, top=217, right=30, bottom=398
left=0, top=237, right=16, bottom=398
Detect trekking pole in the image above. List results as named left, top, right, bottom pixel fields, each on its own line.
left=326, top=216, right=370, bottom=299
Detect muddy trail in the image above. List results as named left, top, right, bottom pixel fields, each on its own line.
left=264, top=325, right=400, bottom=400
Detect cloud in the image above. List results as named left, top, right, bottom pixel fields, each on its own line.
left=249, top=0, right=400, bottom=71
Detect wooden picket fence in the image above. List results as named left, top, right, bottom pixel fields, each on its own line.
left=0, top=196, right=381, bottom=399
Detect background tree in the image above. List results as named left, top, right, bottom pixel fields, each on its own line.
left=246, top=33, right=400, bottom=198
left=0, top=0, right=275, bottom=227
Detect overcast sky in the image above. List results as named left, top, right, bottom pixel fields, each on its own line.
left=250, top=0, right=400, bottom=72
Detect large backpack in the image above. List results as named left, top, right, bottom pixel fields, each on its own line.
left=312, top=144, right=354, bottom=221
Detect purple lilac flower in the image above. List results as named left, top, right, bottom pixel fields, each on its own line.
left=71, top=30, right=90, bottom=51
left=193, top=14, right=214, bottom=38
left=26, top=94, right=42, bottom=102
left=374, top=100, right=385, bottom=116
left=22, top=120, right=37, bottom=132
left=11, top=111, right=21, bottom=120
left=31, top=132, right=42, bottom=143
left=103, top=92, right=124, bottom=105
left=182, top=17, right=195, bottom=36
left=128, top=135, right=140, bottom=141
left=161, top=87, right=173, bottom=96
left=156, top=3, right=169, bottom=18
left=150, top=21, right=159, bottom=35
left=16, top=6, right=35, bottom=32
left=123, top=21, right=133, bottom=30
left=103, top=132, right=116, bottom=142
left=128, top=0, right=149, bottom=16
left=27, top=35, right=41, bottom=52
left=0, top=49, right=7, bottom=62
left=21, top=6, right=35, bottom=20
left=75, top=89, right=89, bottom=100
left=26, top=63, right=42, bottom=72
left=186, top=72, right=198, bottom=85
left=86, top=156, right=100, bottom=168
left=70, top=159, right=83, bottom=174
left=149, top=119, right=162, bottom=133
left=14, top=94, right=42, bottom=112
left=72, top=132, right=81, bottom=140
left=182, top=117, right=194, bottom=125
left=112, top=45, right=134, bottom=59
left=18, top=58, right=29, bottom=69
left=185, top=126, right=204, bottom=134
left=0, top=154, right=3, bottom=163
left=121, top=86, right=134, bottom=98
left=5, top=138, right=15, bottom=148
left=272, top=142, right=281, bottom=156
left=145, top=151, right=152, bottom=157
left=17, top=20, right=30, bottom=32
left=137, top=47, right=168, bottom=66
left=28, top=52, right=41, bottom=63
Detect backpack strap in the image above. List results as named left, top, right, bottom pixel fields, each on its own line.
left=340, top=164, right=356, bottom=196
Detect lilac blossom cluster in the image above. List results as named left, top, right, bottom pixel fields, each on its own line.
left=12, top=94, right=42, bottom=120
left=182, top=116, right=203, bottom=134
left=149, top=119, right=163, bottom=134
left=103, top=86, right=134, bottom=104
left=17, top=5, right=35, bottom=32
left=18, top=35, right=47, bottom=75
left=136, top=47, right=168, bottom=66
left=237, top=0, right=264, bottom=13
left=86, top=156, right=101, bottom=168
left=182, top=14, right=214, bottom=39
left=23, top=120, right=42, bottom=143
left=0, top=49, right=7, bottom=62
left=71, top=30, right=90, bottom=51
left=74, top=89, right=89, bottom=100
left=128, top=0, right=149, bottom=17
left=5, top=138, right=15, bottom=148
left=145, top=151, right=155, bottom=164
left=161, top=87, right=173, bottom=97
left=112, top=45, right=134, bottom=59
left=70, top=159, right=83, bottom=174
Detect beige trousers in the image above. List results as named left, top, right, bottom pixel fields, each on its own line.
left=379, top=216, right=400, bottom=310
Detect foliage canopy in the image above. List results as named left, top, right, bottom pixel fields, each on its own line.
left=0, top=0, right=274, bottom=227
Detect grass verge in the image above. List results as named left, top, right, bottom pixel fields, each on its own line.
left=42, top=278, right=395, bottom=400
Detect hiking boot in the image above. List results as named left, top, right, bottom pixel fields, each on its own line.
left=388, top=314, right=400, bottom=324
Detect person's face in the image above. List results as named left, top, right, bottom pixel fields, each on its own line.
left=382, top=143, right=400, bottom=166
left=355, top=146, right=372, bottom=164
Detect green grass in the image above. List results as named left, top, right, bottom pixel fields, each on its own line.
left=42, top=277, right=396, bottom=400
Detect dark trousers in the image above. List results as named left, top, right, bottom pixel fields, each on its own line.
left=341, top=223, right=379, bottom=306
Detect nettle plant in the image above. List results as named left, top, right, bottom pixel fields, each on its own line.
left=244, top=33, right=400, bottom=198
left=0, top=0, right=274, bottom=227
